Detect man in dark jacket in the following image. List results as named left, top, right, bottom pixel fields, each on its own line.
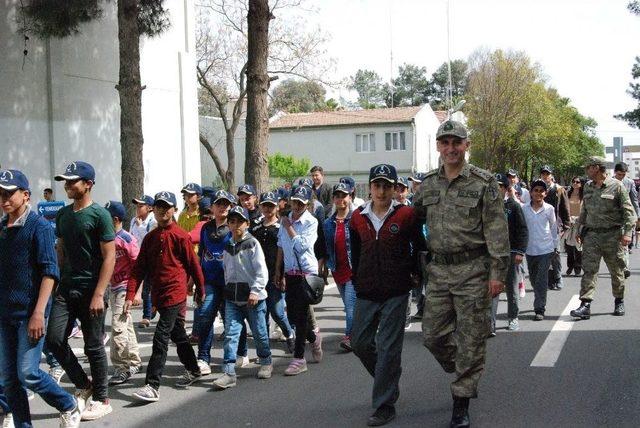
left=310, top=165, right=333, bottom=211
left=540, top=165, right=569, bottom=290
left=491, top=174, right=528, bottom=333
left=349, top=164, right=426, bottom=426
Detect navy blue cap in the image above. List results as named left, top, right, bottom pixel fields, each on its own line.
left=277, top=188, right=291, bottom=200
left=237, top=184, right=256, bottom=196
left=298, top=178, right=313, bottom=189
left=0, top=169, right=30, bottom=192
left=339, top=176, right=356, bottom=190
left=213, top=190, right=236, bottom=205
left=259, top=191, right=279, bottom=205
left=201, top=186, right=217, bottom=198
left=55, top=161, right=95, bottom=182
left=181, top=183, right=203, bottom=196
left=290, top=185, right=312, bottom=204
left=105, top=201, right=126, bottom=220
left=494, top=173, right=510, bottom=187
left=408, top=172, right=426, bottom=183
left=154, top=191, right=177, bottom=208
left=369, top=164, right=397, bottom=184
left=506, top=169, right=518, bottom=177
left=228, top=206, right=250, bottom=222
left=539, top=165, right=553, bottom=174
left=396, top=177, right=409, bottom=188
left=132, top=195, right=154, bottom=206
left=332, top=182, right=352, bottom=195
left=199, top=197, right=212, bottom=213
left=530, top=179, right=548, bottom=191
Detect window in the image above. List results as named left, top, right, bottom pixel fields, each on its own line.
left=355, top=133, right=376, bottom=153
left=385, top=131, right=406, bottom=151
left=635, top=161, right=639, bottom=165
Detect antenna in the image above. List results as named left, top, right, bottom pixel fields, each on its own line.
left=389, top=2, right=394, bottom=108
left=447, top=0, right=454, bottom=119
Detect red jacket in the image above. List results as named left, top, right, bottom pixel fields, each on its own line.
left=126, top=222, right=205, bottom=309
left=349, top=203, right=425, bottom=302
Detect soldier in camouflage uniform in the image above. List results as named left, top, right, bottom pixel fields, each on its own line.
left=413, top=120, right=510, bottom=428
left=570, top=156, right=637, bottom=319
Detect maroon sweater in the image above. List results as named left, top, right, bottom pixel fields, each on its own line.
left=349, top=204, right=425, bottom=302
left=126, top=222, right=205, bottom=309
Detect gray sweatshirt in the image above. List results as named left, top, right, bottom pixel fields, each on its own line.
left=223, top=233, right=268, bottom=304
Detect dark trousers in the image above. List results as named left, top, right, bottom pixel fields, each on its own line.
left=146, top=302, right=199, bottom=390
left=548, top=250, right=563, bottom=287
left=527, top=253, right=552, bottom=315
left=46, top=289, right=108, bottom=402
left=566, top=244, right=582, bottom=272
left=352, top=294, right=408, bottom=410
left=284, top=275, right=317, bottom=359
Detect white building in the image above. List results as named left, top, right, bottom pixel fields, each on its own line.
left=0, top=0, right=200, bottom=204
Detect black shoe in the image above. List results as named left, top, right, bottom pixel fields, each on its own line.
left=570, top=302, right=591, bottom=320
left=450, top=396, right=470, bottom=428
left=574, top=268, right=582, bottom=276
left=413, top=309, right=423, bottom=320
left=614, top=299, right=625, bottom=316
left=565, top=268, right=573, bottom=276
left=367, top=405, right=396, bottom=426
left=624, top=269, right=631, bottom=279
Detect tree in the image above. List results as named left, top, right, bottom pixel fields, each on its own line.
left=268, top=152, right=310, bottom=185
left=196, top=0, right=332, bottom=191
left=270, top=79, right=327, bottom=113
left=615, top=2, right=640, bottom=128
left=383, top=63, right=430, bottom=107
left=348, top=69, right=385, bottom=109
left=429, top=59, right=468, bottom=110
left=20, top=0, right=170, bottom=221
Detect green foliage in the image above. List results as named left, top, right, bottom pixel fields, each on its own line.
left=384, top=63, right=430, bottom=107
left=268, top=152, right=311, bottom=185
left=429, top=59, right=469, bottom=110
left=271, top=79, right=328, bottom=113
left=348, top=69, right=386, bottom=108
left=616, top=57, right=640, bottom=129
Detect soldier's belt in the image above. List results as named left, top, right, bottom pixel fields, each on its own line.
left=587, top=226, right=620, bottom=233
left=432, top=245, right=488, bottom=265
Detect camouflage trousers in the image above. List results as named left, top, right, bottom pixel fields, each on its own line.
left=579, top=230, right=626, bottom=301
left=422, top=258, right=491, bottom=398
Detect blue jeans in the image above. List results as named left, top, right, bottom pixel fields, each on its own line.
left=265, top=281, right=293, bottom=338
left=222, top=300, right=271, bottom=375
left=337, top=280, right=357, bottom=336
left=142, top=280, right=155, bottom=320
left=0, top=318, right=76, bottom=426
left=0, top=385, right=8, bottom=414
left=195, top=284, right=224, bottom=363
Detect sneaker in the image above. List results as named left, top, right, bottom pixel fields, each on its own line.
left=175, top=370, right=201, bottom=388
left=73, top=388, right=92, bottom=414
left=533, top=313, right=544, bottom=321
left=213, top=373, right=237, bottom=390
left=59, top=403, right=81, bottom=428
left=108, top=370, right=131, bottom=386
left=197, top=359, right=212, bottom=375
left=284, top=358, right=308, bottom=376
left=2, top=413, right=13, bottom=428
left=27, top=389, right=35, bottom=400
left=81, top=400, right=112, bottom=421
left=129, top=365, right=141, bottom=376
left=339, top=336, right=352, bottom=352
left=404, top=318, right=412, bottom=330
left=270, top=326, right=285, bottom=341
left=624, top=269, right=631, bottom=279
left=138, top=319, right=150, bottom=328
left=49, top=366, right=65, bottom=384
left=257, top=364, right=273, bottom=379
left=235, top=355, right=250, bottom=369
left=310, top=333, right=323, bottom=363
left=285, top=335, right=295, bottom=354
left=133, top=384, right=159, bottom=402
left=507, top=318, right=520, bottom=331
left=488, top=330, right=497, bottom=338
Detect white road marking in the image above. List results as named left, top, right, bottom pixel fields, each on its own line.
left=530, top=294, right=581, bottom=367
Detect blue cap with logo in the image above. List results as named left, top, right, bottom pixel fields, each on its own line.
left=408, top=172, right=426, bottom=183
left=0, top=169, right=30, bottom=192
left=105, top=201, right=126, bottom=220
left=396, top=177, right=409, bottom=188
left=339, top=176, right=356, bottom=190
left=237, top=184, right=256, bottom=196
left=332, top=182, right=352, bottom=195
left=199, top=197, right=212, bottom=213
left=298, top=177, right=313, bottom=189
left=290, top=185, right=312, bottom=204
left=228, top=205, right=250, bottom=222
left=54, top=161, right=96, bottom=183
left=277, top=187, right=291, bottom=200
left=369, top=164, right=397, bottom=184
left=181, top=183, right=203, bottom=196
left=213, top=190, right=236, bottom=205
left=201, top=186, right=217, bottom=198
left=132, top=195, right=154, bottom=206
left=260, top=191, right=279, bottom=205
left=530, top=179, right=547, bottom=191
left=154, top=191, right=177, bottom=208
left=494, top=173, right=510, bottom=188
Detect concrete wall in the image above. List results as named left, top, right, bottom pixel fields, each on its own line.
left=0, top=0, right=200, bottom=205
left=199, top=116, right=247, bottom=189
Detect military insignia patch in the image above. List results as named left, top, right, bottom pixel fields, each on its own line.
left=487, top=185, right=498, bottom=200
left=389, top=223, right=399, bottom=234
left=444, top=121, right=454, bottom=131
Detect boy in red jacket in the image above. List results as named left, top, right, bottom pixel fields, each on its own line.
left=124, top=191, right=205, bottom=403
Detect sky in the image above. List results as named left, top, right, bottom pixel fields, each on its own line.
left=300, top=0, right=640, bottom=149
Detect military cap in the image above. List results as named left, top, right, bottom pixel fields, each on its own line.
left=436, top=120, right=468, bottom=140
left=506, top=169, right=518, bottom=177
left=539, top=165, right=553, bottom=174
left=583, top=156, right=607, bottom=168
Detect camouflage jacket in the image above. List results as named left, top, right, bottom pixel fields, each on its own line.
left=413, top=162, right=510, bottom=283
left=577, top=176, right=637, bottom=237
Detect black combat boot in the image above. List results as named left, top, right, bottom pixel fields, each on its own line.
left=614, top=298, right=625, bottom=316
left=570, top=301, right=591, bottom=320
left=450, top=396, right=470, bottom=428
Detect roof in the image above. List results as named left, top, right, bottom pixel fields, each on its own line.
left=434, top=110, right=448, bottom=123
left=270, top=106, right=424, bottom=130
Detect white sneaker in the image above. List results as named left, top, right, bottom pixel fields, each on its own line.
left=197, top=359, right=212, bottom=375
left=235, top=355, right=250, bottom=369
left=270, top=326, right=285, bottom=341
left=49, top=366, right=65, bottom=384
left=26, top=389, right=35, bottom=401
left=132, top=384, right=159, bottom=402
left=80, top=400, right=112, bottom=421
left=2, top=413, right=14, bottom=428
left=257, top=364, right=273, bottom=379
left=73, top=388, right=92, bottom=414
left=59, top=403, right=81, bottom=428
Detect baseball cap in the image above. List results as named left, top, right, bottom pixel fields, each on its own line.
left=131, top=195, right=154, bottom=206
left=290, top=185, right=312, bottom=204
left=539, top=165, right=553, bottom=174
left=494, top=173, right=510, bottom=188
left=105, top=201, right=126, bottom=220
left=154, top=191, right=177, bottom=208
left=181, top=183, right=203, bottom=196
left=332, top=182, right=352, bottom=195
left=228, top=206, right=250, bottom=222
left=436, top=120, right=468, bottom=140
left=54, top=161, right=95, bottom=182
left=506, top=169, right=518, bottom=177
left=202, top=186, right=217, bottom=198
left=237, top=184, right=256, bottom=196
left=369, top=164, right=397, bottom=184
left=339, top=176, right=356, bottom=190
left=259, top=191, right=279, bottom=205
left=199, top=197, right=212, bottom=213
left=213, top=190, right=236, bottom=205
left=0, top=169, right=30, bottom=192
left=584, top=156, right=608, bottom=168
left=396, top=177, right=409, bottom=188
left=298, top=178, right=313, bottom=189
left=277, top=188, right=291, bottom=200
left=408, top=173, right=426, bottom=183
left=530, top=179, right=547, bottom=191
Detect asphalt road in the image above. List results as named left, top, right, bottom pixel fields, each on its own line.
left=23, top=250, right=640, bottom=427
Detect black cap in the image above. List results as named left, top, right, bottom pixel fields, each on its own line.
left=530, top=179, right=547, bottom=191
left=495, top=173, right=510, bottom=187
left=369, top=164, right=397, bottom=184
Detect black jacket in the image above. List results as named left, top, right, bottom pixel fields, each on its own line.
left=504, top=197, right=528, bottom=254
left=544, top=184, right=570, bottom=230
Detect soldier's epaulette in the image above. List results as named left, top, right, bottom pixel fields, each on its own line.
left=469, top=165, right=493, bottom=182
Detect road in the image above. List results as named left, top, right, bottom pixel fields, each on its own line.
left=24, top=250, right=640, bottom=427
